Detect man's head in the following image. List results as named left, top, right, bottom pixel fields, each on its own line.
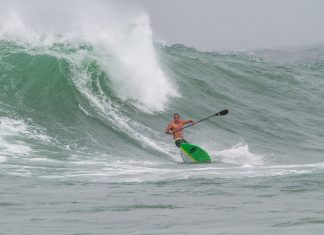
left=173, top=113, right=180, bottom=123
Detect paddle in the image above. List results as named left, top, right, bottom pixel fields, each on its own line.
left=173, top=109, right=229, bottom=133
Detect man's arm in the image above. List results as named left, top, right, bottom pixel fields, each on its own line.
left=183, top=119, right=195, bottom=125
left=165, top=123, right=173, bottom=135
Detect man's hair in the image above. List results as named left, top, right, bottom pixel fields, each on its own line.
left=173, top=113, right=180, bottom=118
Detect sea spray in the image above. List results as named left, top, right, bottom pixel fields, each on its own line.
left=0, top=0, right=178, bottom=112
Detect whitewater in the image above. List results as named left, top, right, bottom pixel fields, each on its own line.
left=1, top=1, right=324, bottom=234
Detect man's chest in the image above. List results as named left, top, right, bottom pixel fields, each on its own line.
left=171, top=123, right=183, bottom=130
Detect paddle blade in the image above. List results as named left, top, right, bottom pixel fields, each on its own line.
left=216, top=109, right=229, bottom=116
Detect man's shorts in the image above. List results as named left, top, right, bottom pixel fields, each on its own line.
left=174, top=138, right=188, bottom=148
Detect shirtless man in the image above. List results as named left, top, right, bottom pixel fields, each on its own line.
left=165, top=113, right=195, bottom=147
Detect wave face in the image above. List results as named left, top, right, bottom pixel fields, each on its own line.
left=2, top=2, right=324, bottom=234
left=1, top=1, right=324, bottom=182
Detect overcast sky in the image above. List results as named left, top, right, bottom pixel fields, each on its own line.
left=127, top=0, right=324, bottom=51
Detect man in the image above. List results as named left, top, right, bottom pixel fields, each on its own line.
left=165, top=113, right=195, bottom=147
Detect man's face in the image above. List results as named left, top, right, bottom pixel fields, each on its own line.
left=174, top=114, right=180, bottom=123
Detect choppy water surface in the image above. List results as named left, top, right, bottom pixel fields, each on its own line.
left=1, top=1, right=324, bottom=234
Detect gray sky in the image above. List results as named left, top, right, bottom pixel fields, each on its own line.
left=128, top=0, right=324, bottom=51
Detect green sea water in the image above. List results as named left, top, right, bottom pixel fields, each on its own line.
left=1, top=3, right=324, bottom=234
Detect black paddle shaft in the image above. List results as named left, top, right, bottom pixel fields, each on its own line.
left=173, top=109, right=228, bottom=133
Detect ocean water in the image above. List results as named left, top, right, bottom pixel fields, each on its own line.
left=1, top=1, right=324, bottom=234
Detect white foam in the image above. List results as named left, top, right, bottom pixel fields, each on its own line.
left=0, top=156, right=7, bottom=163
left=0, top=0, right=180, bottom=157
left=215, top=143, right=265, bottom=166
left=0, top=117, right=52, bottom=158
left=90, top=12, right=179, bottom=112
left=0, top=0, right=179, bottom=112
left=0, top=118, right=31, bottom=156
left=78, top=104, right=91, bottom=117
left=67, top=59, right=176, bottom=157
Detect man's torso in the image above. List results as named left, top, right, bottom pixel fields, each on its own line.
left=170, top=121, right=185, bottom=139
